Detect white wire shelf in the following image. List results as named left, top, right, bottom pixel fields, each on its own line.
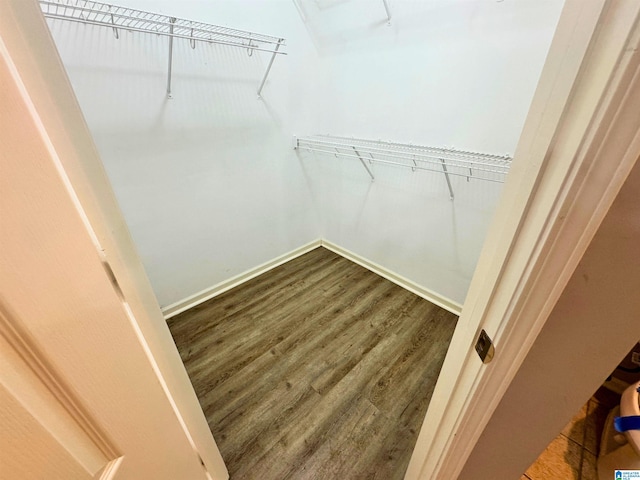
left=294, top=135, right=512, bottom=199
left=40, top=0, right=287, bottom=97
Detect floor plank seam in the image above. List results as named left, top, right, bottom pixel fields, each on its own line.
left=168, top=247, right=458, bottom=480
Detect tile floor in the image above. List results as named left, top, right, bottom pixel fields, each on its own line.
left=522, top=387, right=620, bottom=480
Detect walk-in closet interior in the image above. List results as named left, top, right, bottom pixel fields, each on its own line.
left=40, top=0, right=564, bottom=477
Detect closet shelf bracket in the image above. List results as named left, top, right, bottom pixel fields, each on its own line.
left=439, top=158, right=454, bottom=200
left=258, top=38, right=284, bottom=98
left=108, top=6, right=118, bottom=38
left=166, top=17, right=176, bottom=99
left=382, top=0, right=392, bottom=25
left=352, top=147, right=375, bottom=181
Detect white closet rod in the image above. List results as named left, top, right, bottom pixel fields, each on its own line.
left=40, top=0, right=287, bottom=98
left=294, top=135, right=512, bottom=199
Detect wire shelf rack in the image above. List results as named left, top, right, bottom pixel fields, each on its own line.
left=294, top=135, right=512, bottom=199
left=40, top=0, right=287, bottom=97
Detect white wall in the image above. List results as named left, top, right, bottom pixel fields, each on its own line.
left=292, top=0, right=564, bottom=304
left=45, top=0, right=562, bottom=308
left=45, top=1, right=321, bottom=308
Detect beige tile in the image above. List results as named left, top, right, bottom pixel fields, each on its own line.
left=562, top=402, right=588, bottom=446
left=525, top=434, right=581, bottom=480
left=582, top=449, right=598, bottom=480
left=585, top=400, right=612, bottom=455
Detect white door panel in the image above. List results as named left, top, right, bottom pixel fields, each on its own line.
left=0, top=9, right=219, bottom=479
left=0, top=315, right=114, bottom=477
left=0, top=383, right=97, bottom=480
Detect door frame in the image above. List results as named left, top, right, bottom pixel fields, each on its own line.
left=8, top=0, right=640, bottom=478
left=406, top=0, right=640, bottom=478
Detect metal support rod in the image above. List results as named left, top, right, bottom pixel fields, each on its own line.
left=440, top=158, right=454, bottom=200
left=166, top=17, right=176, bottom=98
left=382, top=0, right=392, bottom=24
left=109, top=8, right=119, bottom=39
left=353, top=147, right=375, bottom=181
left=257, top=39, right=282, bottom=97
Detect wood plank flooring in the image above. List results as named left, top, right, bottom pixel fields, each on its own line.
left=168, top=247, right=458, bottom=479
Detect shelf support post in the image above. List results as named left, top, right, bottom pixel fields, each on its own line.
left=257, top=39, right=283, bottom=97
left=166, top=17, right=176, bottom=99
left=352, top=147, right=375, bottom=181
left=382, top=0, right=392, bottom=24
left=440, top=158, right=454, bottom=200
left=108, top=6, right=119, bottom=39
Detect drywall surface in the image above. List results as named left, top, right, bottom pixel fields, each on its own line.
left=292, top=0, right=564, bottom=304
left=458, top=156, right=640, bottom=480
left=45, top=1, right=320, bottom=307
left=45, top=0, right=562, bottom=308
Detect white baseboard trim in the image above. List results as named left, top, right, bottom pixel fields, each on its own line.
left=162, top=239, right=322, bottom=319
left=321, top=240, right=463, bottom=316
left=162, top=238, right=463, bottom=319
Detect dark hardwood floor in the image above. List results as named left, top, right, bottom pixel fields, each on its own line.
left=168, top=247, right=458, bottom=479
